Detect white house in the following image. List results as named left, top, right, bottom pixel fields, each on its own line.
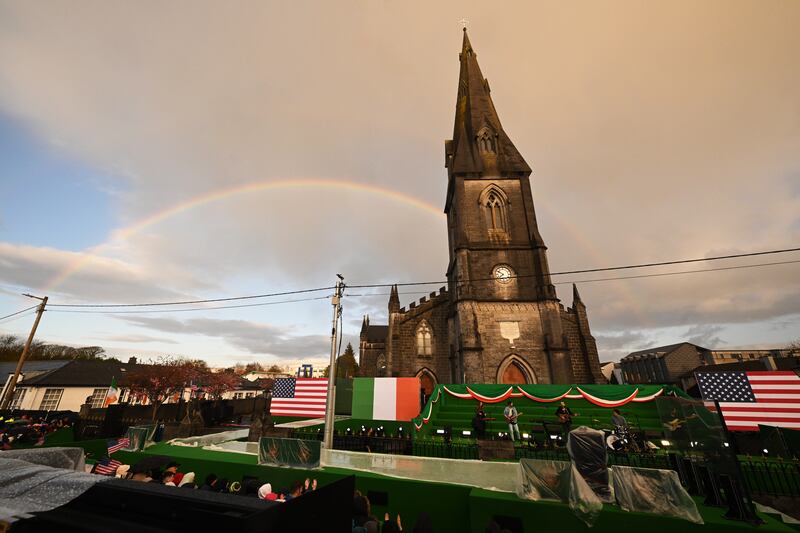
left=1, top=359, right=136, bottom=412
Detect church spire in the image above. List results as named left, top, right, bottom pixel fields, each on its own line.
left=572, top=283, right=584, bottom=306
left=388, top=284, right=400, bottom=313
left=446, top=29, right=531, bottom=176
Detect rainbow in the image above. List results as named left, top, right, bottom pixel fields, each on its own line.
left=42, top=177, right=639, bottom=323
left=42, top=178, right=446, bottom=292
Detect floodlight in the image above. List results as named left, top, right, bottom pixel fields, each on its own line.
left=436, top=429, right=446, bottom=435
left=660, top=440, right=671, bottom=446
left=522, top=433, right=529, bottom=439
left=462, top=430, right=471, bottom=436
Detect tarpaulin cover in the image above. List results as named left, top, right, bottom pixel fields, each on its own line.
left=0, top=447, right=86, bottom=471
left=516, top=458, right=603, bottom=527
left=322, top=448, right=519, bottom=492
left=566, top=427, right=612, bottom=502
left=0, top=447, right=110, bottom=523
left=611, top=465, right=703, bottom=524
left=258, top=437, right=321, bottom=468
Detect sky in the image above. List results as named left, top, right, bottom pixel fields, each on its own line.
left=0, top=1, right=798, bottom=370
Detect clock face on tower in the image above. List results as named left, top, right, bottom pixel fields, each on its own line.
left=493, top=264, right=514, bottom=284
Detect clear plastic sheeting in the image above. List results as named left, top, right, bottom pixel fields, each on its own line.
left=205, top=440, right=259, bottom=455
left=167, top=429, right=249, bottom=447
left=322, top=449, right=519, bottom=492
left=124, top=424, right=156, bottom=451
left=611, top=465, right=703, bottom=524
left=517, top=459, right=603, bottom=527
left=0, top=448, right=110, bottom=523
left=0, top=447, right=86, bottom=472
left=566, top=427, right=612, bottom=502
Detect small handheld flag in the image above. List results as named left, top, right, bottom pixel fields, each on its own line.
left=107, top=437, right=130, bottom=454
left=94, top=457, right=122, bottom=476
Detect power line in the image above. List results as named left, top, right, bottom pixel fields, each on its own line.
left=347, top=246, right=800, bottom=289
left=344, top=260, right=800, bottom=297
left=48, top=295, right=331, bottom=315
left=0, top=305, right=39, bottom=321
left=41, top=245, right=800, bottom=308
left=47, top=286, right=335, bottom=309
left=550, top=259, right=800, bottom=286
left=0, top=310, right=37, bottom=326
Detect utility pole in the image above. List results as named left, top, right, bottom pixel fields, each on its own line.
left=323, top=276, right=345, bottom=450
left=0, top=294, right=48, bottom=410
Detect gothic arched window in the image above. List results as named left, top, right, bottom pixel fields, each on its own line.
left=479, top=185, right=509, bottom=234
left=416, top=321, right=433, bottom=356
left=477, top=127, right=495, bottom=154
left=376, top=354, right=387, bottom=377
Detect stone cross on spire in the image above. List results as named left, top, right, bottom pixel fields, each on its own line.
left=459, top=18, right=469, bottom=30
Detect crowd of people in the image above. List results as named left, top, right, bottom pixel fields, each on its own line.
left=96, top=458, right=319, bottom=503
left=0, top=414, right=73, bottom=449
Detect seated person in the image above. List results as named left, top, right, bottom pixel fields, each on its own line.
left=611, top=409, right=628, bottom=430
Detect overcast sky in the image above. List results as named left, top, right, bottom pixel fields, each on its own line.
left=1, top=1, right=798, bottom=369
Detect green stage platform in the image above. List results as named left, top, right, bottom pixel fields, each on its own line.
left=413, top=384, right=692, bottom=438
left=106, top=441, right=795, bottom=533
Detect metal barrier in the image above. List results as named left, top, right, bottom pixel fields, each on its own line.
left=738, top=459, right=800, bottom=497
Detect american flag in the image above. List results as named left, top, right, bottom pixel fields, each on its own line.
left=107, top=437, right=130, bottom=454
left=696, top=371, right=800, bottom=431
left=270, top=377, right=328, bottom=417
left=94, top=458, right=122, bottom=476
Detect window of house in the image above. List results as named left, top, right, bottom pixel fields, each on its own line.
left=416, top=321, right=433, bottom=356
left=234, top=392, right=243, bottom=400
left=39, top=388, right=64, bottom=411
left=89, top=388, right=107, bottom=408
left=9, top=388, right=26, bottom=409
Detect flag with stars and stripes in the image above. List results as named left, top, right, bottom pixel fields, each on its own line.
left=270, top=377, right=328, bottom=417
left=93, top=458, right=122, bottom=476
left=695, top=371, right=800, bottom=431
left=107, top=437, right=130, bottom=454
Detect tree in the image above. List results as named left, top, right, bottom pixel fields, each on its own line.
left=788, top=339, right=800, bottom=357
left=0, top=335, right=110, bottom=362
left=231, top=362, right=265, bottom=375
left=267, top=364, right=283, bottom=373
left=121, top=356, right=201, bottom=420
left=338, top=343, right=359, bottom=378
left=200, top=370, right=241, bottom=400
left=323, top=343, right=359, bottom=379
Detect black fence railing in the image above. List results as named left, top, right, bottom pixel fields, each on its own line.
left=739, top=459, right=800, bottom=497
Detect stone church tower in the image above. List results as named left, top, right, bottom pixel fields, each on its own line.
left=360, top=30, right=604, bottom=390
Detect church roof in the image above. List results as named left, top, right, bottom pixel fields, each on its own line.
left=447, top=29, right=531, bottom=176
left=364, top=325, right=388, bottom=344
left=621, top=342, right=708, bottom=361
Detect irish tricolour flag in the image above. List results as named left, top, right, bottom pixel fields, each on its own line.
left=103, top=377, right=119, bottom=407
left=352, top=378, right=421, bottom=421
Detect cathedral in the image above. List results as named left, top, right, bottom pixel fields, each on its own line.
left=359, top=30, right=604, bottom=391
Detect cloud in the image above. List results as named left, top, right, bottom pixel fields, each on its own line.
left=101, top=334, right=178, bottom=345
left=0, top=2, right=799, bottom=359
left=121, top=315, right=330, bottom=359
left=683, top=324, right=725, bottom=349
left=594, top=330, right=654, bottom=362
left=0, top=242, right=205, bottom=303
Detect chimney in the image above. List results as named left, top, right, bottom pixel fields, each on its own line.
left=128, top=356, right=138, bottom=365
